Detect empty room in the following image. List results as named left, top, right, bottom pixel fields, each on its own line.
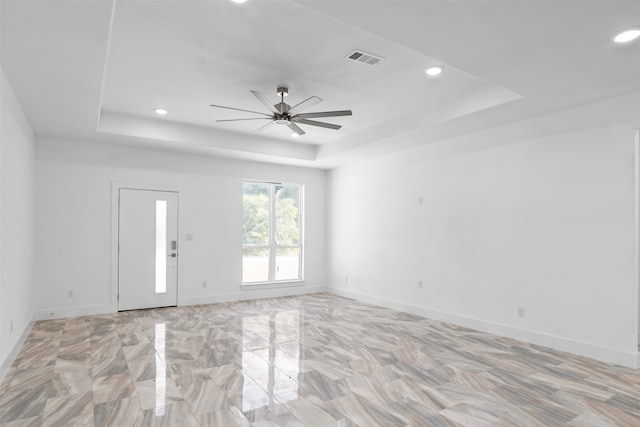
left=1, top=0, right=639, bottom=425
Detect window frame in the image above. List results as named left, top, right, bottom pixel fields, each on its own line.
left=242, top=181, right=304, bottom=285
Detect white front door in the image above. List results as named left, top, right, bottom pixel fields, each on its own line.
left=118, top=189, right=178, bottom=311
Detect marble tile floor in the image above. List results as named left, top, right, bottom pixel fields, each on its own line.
left=0, top=293, right=638, bottom=426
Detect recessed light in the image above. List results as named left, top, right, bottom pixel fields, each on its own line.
left=614, top=28, right=640, bottom=43
left=291, top=133, right=300, bottom=137
left=425, top=66, right=443, bottom=76
left=231, top=0, right=247, bottom=3
left=154, top=108, right=168, bottom=115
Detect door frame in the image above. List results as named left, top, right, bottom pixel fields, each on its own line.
left=111, top=182, right=181, bottom=311
left=634, top=129, right=640, bottom=359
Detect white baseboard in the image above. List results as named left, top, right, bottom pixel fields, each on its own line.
left=329, top=287, right=638, bottom=369
left=0, top=312, right=36, bottom=385
left=181, top=286, right=327, bottom=306
left=33, top=304, right=115, bottom=321
left=33, top=286, right=328, bottom=320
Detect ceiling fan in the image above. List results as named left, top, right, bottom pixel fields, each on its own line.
left=210, top=86, right=352, bottom=136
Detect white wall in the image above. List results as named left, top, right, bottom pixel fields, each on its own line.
left=35, top=138, right=326, bottom=318
left=327, top=93, right=640, bottom=368
left=0, top=68, right=36, bottom=378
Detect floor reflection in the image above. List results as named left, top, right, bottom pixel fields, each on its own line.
left=154, top=322, right=166, bottom=415
left=241, top=309, right=301, bottom=411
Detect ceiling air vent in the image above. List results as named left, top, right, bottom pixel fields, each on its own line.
left=346, top=50, right=384, bottom=66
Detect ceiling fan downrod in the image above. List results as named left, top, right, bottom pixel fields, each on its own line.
left=275, top=86, right=290, bottom=123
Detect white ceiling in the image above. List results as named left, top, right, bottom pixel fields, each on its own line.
left=2, top=0, right=639, bottom=168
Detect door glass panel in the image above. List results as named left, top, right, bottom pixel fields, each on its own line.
left=275, top=248, right=300, bottom=281
left=155, top=200, right=167, bottom=294
left=243, top=247, right=269, bottom=283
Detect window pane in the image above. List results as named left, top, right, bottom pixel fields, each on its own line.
left=275, top=185, right=299, bottom=246
left=155, top=200, right=167, bottom=294
left=243, top=247, right=269, bottom=283
left=275, top=248, right=300, bottom=281
left=243, top=182, right=270, bottom=246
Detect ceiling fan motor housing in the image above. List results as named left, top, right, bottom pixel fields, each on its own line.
left=274, top=103, right=291, bottom=112
left=274, top=118, right=291, bottom=125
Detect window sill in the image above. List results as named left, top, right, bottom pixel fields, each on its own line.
left=241, top=280, right=304, bottom=291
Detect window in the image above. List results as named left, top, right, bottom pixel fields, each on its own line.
left=242, top=182, right=303, bottom=284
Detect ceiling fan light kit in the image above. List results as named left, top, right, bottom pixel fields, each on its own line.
left=211, top=86, right=352, bottom=136
left=613, top=28, right=640, bottom=43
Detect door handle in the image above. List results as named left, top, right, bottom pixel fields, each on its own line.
left=168, top=253, right=177, bottom=257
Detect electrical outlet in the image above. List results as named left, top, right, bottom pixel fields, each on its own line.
left=517, top=306, right=525, bottom=318
left=418, top=280, right=423, bottom=288
left=10, top=320, right=13, bottom=334
left=202, top=281, right=207, bottom=288
left=67, top=289, right=74, bottom=298
left=418, top=197, right=424, bottom=206
left=344, top=276, right=349, bottom=283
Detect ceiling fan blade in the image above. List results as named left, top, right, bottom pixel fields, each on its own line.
left=210, top=104, right=271, bottom=117
left=250, top=90, right=279, bottom=114
left=294, top=118, right=342, bottom=130
left=288, top=122, right=306, bottom=136
left=293, top=110, right=352, bottom=119
left=288, top=96, right=323, bottom=115
left=254, top=120, right=275, bottom=133
left=216, top=118, right=271, bottom=122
